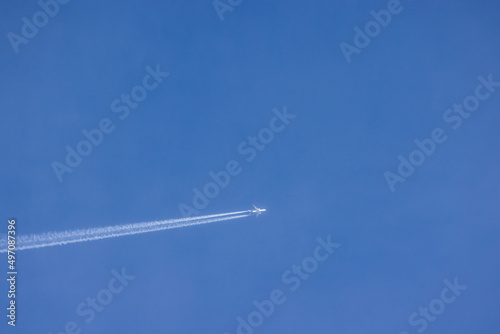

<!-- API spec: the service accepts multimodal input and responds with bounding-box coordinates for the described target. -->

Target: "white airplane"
[250,205,267,216]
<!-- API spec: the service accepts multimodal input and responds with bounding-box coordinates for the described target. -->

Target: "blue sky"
[1,0,499,333]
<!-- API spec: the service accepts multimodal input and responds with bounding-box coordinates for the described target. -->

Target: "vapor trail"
[0,211,250,253]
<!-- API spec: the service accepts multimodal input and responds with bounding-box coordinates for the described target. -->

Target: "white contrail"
[0,211,250,253]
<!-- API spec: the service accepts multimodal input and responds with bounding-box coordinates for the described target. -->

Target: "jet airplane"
[250,205,267,216]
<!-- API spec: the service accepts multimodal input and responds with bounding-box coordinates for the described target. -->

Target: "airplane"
[250,205,267,216]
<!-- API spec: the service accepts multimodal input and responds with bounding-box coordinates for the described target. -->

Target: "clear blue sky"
[1,0,499,333]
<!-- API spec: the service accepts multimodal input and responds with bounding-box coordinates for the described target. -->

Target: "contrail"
[0,211,250,253]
